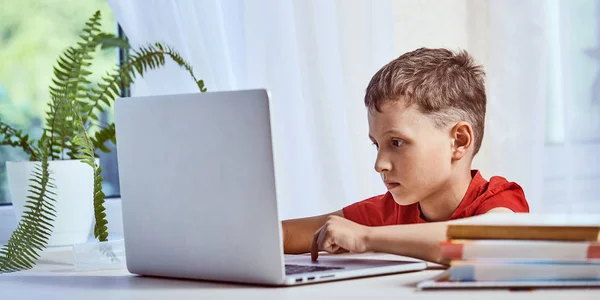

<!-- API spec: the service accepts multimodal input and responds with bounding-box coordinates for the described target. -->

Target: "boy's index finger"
[311,229,320,261]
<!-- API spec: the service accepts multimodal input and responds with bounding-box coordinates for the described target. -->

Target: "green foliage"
[95,33,131,50]
[0,9,205,272]
[92,165,107,241]
[82,42,207,127]
[47,10,102,159]
[71,96,108,242]
[0,138,56,273]
[44,84,78,160]
[90,123,116,153]
[0,0,116,128]
[0,120,37,161]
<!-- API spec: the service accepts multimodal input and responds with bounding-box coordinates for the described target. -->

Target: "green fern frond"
[46,10,103,159]
[50,11,101,98]
[90,123,116,154]
[46,85,110,243]
[70,105,109,242]
[0,120,38,161]
[71,133,107,241]
[152,43,207,92]
[0,138,56,273]
[44,90,78,160]
[81,42,206,125]
[95,33,130,50]
[93,165,107,240]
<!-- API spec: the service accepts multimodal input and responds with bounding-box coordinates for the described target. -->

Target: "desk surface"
[1,248,599,300]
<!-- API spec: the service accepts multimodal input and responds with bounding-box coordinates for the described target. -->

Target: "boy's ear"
[450,121,473,160]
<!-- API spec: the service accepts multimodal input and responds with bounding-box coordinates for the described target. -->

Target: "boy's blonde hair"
[365,48,486,155]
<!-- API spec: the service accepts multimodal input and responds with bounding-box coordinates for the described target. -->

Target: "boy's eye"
[392,139,404,147]
[371,141,379,149]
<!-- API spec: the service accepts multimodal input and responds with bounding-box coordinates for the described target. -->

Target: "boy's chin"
[389,192,419,206]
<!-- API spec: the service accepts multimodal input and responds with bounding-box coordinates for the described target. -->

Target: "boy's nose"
[374,153,392,173]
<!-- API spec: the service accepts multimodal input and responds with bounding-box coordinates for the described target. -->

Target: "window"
[546,0,600,144]
[0,0,121,204]
[543,0,600,213]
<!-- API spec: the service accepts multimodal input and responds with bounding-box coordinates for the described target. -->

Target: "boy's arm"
[365,221,448,263]
[311,207,513,263]
[282,210,344,254]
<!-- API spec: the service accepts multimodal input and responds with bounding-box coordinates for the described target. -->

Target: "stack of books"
[418,213,600,290]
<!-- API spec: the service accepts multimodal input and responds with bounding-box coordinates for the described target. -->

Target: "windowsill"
[0,198,124,244]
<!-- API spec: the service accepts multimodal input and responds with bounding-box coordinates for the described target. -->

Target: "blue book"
[434,261,600,282]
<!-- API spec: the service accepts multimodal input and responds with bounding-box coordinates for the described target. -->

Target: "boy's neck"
[418,167,474,222]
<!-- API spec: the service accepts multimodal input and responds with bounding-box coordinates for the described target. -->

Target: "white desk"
[1,248,598,300]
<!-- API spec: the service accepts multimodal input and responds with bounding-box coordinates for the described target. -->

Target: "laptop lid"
[115,89,286,284]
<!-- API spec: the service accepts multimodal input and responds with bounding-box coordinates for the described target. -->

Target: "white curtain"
[483,0,549,213]
[485,0,600,213]
[107,0,393,219]
[393,0,600,213]
[107,0,600,217]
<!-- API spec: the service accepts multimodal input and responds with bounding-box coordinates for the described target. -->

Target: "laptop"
[114,89,427,286]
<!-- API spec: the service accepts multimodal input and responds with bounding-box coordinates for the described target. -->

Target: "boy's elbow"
[486,207,514,213]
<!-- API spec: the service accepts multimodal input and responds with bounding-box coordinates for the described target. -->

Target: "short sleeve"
[342,193,399,226]
[474,180,530,214]
[343,196,381,226]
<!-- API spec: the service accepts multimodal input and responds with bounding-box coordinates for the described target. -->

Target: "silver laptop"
[114,89,427,286]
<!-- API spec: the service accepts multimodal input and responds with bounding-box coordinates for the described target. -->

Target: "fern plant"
[0,138,55,273]
[0,10,205,273]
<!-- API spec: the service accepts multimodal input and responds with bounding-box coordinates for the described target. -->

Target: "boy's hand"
[310,215,370,261]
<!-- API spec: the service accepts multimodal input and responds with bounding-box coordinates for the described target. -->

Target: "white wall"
[391,0,493,176]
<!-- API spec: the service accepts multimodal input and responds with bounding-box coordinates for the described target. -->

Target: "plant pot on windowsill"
[6,158,99,247]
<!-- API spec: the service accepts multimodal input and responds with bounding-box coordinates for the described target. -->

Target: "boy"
[282,48,529,264]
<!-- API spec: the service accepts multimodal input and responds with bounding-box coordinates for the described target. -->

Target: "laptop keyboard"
[285,264,344,275]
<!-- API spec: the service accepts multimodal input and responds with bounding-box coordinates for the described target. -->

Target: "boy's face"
[368,100,454,206]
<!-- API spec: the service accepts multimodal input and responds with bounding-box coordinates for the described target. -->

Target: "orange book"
[446,213,600,241]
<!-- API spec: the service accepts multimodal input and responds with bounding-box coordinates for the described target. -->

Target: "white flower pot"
[6,159,97,247]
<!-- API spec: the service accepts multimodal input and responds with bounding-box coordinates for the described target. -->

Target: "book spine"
[440,240,600,261]
[588,243,600,259]
[440,240,465,260]
[446,225,600,241]
[448,262,600,281]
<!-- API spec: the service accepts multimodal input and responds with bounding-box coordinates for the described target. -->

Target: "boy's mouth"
[385,182,400,190]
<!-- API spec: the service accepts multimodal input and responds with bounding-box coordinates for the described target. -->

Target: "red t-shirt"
[342,170,529,226]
